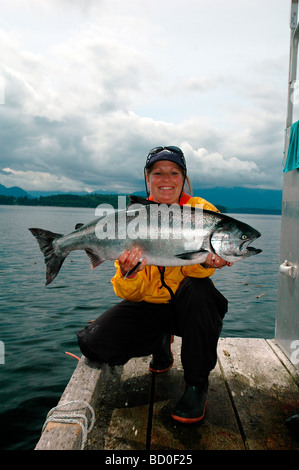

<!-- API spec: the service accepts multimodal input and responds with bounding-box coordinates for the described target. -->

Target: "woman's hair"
[184,174,193,195]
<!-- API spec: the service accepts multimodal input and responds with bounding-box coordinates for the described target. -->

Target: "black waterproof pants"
[77,277,227,386]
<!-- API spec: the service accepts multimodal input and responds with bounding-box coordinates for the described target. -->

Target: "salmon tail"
[29,228,65,285]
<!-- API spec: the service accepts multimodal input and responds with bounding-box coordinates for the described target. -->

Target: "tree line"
[0,193,230,213]
[0,193,129,208]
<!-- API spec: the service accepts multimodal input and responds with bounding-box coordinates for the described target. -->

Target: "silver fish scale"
[55,205,217,266]
[30,201,261,285]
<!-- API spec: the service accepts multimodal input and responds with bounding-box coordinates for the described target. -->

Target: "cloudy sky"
[0,0,292,194]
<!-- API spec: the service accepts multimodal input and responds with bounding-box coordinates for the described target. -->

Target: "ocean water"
[0,205,281,450]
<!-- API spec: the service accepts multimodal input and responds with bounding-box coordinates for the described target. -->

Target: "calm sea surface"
[0,205,281,450]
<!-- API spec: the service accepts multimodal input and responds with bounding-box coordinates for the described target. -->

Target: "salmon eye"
[241,234,248,240]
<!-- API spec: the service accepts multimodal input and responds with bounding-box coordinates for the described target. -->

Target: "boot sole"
[149,359,174,374]
[171,400,207,424]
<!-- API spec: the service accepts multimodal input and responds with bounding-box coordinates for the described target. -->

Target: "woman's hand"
[203,253,233,269]
[119,248,147,277]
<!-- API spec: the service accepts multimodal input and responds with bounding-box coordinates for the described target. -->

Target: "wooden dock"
[35,337,299,451]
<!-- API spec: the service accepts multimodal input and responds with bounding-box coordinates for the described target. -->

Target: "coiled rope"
[42,400,95,450]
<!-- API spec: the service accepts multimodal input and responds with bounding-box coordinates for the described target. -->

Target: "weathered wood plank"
[217,338,299,450]
[35,338,299,450]
[85,356,152,450]
[267,339,299,385]
[35,422,83,450]
[35,356,107,450]
[150,337,245,450]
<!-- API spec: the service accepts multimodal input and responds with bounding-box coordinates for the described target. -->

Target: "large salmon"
[29,196,261,285]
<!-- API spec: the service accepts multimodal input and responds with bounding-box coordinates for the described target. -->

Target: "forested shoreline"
[0,193,129,208]
[0,193,282,214]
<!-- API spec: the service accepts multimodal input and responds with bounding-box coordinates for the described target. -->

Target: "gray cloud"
[0,0,290,194]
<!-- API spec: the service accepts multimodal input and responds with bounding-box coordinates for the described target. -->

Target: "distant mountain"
[28,189,127,197]
[133,186,283,213]
[29,190,89,197]
[193,187,283,211]
[91,189,120,195]
[1,183,283,213]
[0,183,32,198]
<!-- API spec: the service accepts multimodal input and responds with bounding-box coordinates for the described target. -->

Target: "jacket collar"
[147,192,191,206]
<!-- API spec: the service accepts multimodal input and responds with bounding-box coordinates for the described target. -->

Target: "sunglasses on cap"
[145,146,187,171]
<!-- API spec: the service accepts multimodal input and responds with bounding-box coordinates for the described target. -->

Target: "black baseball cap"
[145,146,187,172]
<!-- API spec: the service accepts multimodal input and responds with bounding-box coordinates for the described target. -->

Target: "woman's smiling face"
[146,160,184,204]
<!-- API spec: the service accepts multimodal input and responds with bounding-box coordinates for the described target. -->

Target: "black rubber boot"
[149,333,174,373]
[171,380,208,423]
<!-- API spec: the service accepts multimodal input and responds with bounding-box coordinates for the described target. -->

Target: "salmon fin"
[85,249,104,269]
[29,228,65,286]
[175,249,209,260]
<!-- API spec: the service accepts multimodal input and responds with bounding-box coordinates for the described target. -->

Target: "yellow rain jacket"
[111,194,218,304]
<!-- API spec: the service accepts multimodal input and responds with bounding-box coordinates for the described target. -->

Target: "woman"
[77,146,232,424]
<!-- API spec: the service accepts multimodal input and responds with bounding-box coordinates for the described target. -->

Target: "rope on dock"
[42,400,95,450]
